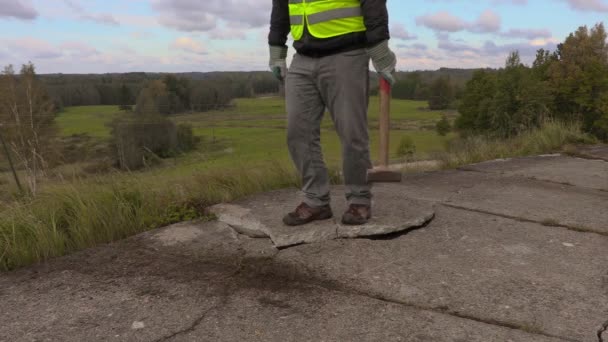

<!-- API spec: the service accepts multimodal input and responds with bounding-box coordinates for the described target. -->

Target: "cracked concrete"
[208,186,436,248]
[599,320,608,342]
[1,149,607,342]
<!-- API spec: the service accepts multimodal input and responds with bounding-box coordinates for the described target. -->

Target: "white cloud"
[416,10,502,33]
[0,0,37,20]
[391,23,417,40]
[151,0,270,32]
[562,0,608,12]
[171,37,207,55]
[64,0,119,26]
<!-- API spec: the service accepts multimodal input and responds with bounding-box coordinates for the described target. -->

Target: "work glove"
[366,40,397,86]
[269,45,288,81]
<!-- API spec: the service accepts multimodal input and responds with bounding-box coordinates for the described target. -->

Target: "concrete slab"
[276,206,608,342]
[171,286,565,342]
[0,220,245,342]
[398,169,608,234]
[0,219,564,342]
[578,144,608,161]
[209,186,435,248]
[463,155,608,191]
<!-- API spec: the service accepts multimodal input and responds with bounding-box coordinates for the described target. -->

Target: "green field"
[54,98,454,171]
[56,105,122,138]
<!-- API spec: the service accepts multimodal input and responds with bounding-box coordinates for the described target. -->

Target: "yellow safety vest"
[289,0,366,40]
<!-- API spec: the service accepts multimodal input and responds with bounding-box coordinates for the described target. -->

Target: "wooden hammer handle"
[379,77,391,168]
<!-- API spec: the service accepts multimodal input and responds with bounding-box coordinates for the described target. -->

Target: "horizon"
[1,1,607,74]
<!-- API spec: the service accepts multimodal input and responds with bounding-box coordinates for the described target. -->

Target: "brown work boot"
[283,202,333,226]
[341,204,372,225]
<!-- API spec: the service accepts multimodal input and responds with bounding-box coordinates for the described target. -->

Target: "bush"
[436,115,451,136]
[396,135,416,159]
[176,123,200,152]
[109,115,178,170]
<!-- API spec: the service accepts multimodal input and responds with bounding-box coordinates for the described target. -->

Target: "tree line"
[42,71,281,109]
[457,23,608,140]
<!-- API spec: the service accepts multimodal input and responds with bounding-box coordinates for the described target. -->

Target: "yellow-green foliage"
[441,120,596,168]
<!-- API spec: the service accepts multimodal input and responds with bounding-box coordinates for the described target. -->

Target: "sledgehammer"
[367,77,402,183]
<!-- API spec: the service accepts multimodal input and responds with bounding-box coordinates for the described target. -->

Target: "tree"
[0,63,56,194]
[119,84,133,111]
[456,70,497,133]
[457,52,551,137]
[135,80,169,116]
[546,23,608,139]
[428,76,454,110]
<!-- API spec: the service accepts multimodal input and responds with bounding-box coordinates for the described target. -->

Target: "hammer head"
[367,167,403,183]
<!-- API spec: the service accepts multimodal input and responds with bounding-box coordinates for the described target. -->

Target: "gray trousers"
[285,49,372,207]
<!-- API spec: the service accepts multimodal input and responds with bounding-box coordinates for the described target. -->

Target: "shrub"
[176,123,200,152]
[109,115,178,170]
[436,115,451,136]
[396,135,416,159]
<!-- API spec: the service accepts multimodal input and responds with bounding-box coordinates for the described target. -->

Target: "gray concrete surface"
[462,155,608,191]
[1,151,607,342]
[577,145,608,161]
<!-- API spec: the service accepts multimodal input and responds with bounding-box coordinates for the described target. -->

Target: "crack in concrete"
[598,320,608,342]
[565,152,608,163]
[441,203,608,237]
[299,277,578,342]
[459,166,608,192]
[152,304,221,342]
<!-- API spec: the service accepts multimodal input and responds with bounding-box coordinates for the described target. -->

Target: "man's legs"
[285,53,331,208]
[317,49,372,206]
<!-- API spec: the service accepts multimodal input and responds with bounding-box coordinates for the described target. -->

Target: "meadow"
[55,97,455,170]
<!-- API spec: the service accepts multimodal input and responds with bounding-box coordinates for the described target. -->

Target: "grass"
[439,120,597,169]
[0,162,300,271]
[56,105,122,138]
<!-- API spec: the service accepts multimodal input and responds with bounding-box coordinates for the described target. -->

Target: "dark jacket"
[268,0,390,57]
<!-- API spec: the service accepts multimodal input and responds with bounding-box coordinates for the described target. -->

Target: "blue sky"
[0,0,607,73]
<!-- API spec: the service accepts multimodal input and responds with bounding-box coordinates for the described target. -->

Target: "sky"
[0,0,607,74]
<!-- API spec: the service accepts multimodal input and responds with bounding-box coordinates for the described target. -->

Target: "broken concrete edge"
[336,210,436,239]
[598,320,608,342]
[207,203,437,249]
[441,203,608,238]
[458,153,564,170]
[207,204,271,239]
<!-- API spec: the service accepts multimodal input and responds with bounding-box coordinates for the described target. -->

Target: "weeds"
[0,162,300,271]
[439,120,596,169]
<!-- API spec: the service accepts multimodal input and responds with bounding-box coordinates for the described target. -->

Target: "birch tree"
[0,63,56,195]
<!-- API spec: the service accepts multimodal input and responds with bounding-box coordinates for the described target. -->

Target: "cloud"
[208,28,247,40]
[64,0,119,26]
[562,0,608,12]
[151,0,270,32]
[391,23,417,40]
[0,0,38,20]
[5,38,62,59]
[60,41,100,58]
[416,10,501,33]
[416,11,468,32]
[171,37,207,55]
[500,28,553,39]
[471,10,501,33]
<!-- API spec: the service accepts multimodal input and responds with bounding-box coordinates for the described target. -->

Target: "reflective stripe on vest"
[288,0,366,41]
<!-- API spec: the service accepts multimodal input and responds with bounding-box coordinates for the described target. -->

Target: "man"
[268,0,396,226]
